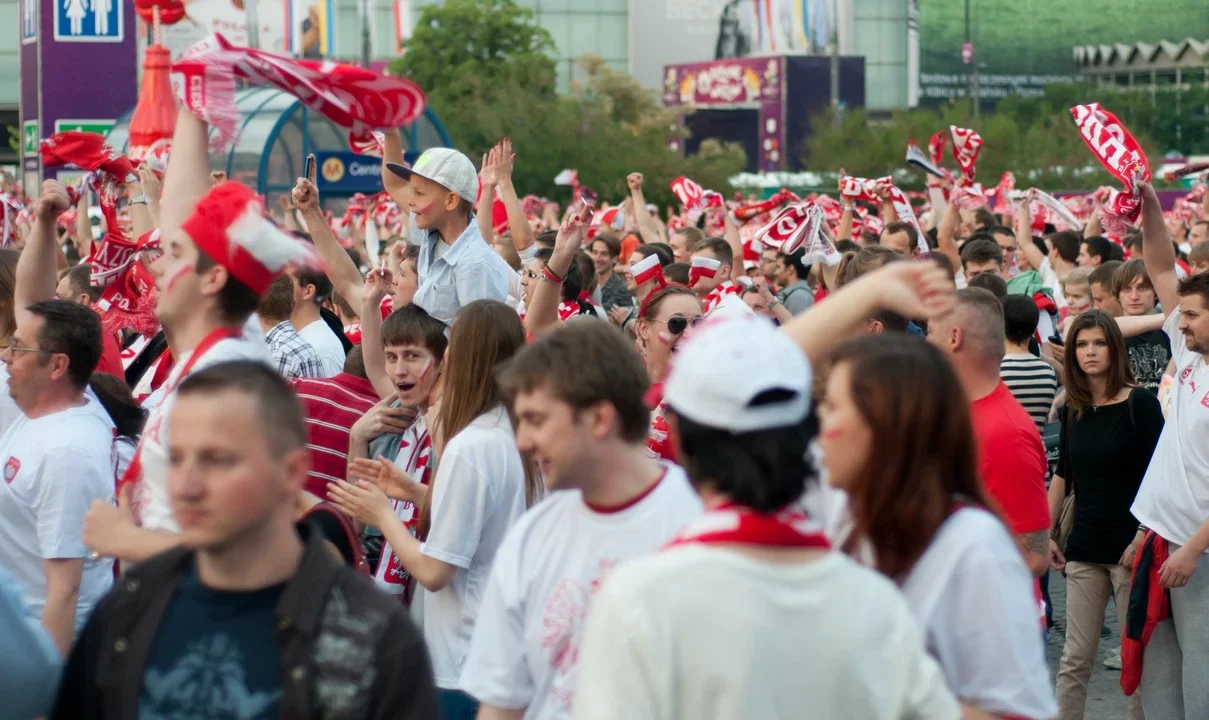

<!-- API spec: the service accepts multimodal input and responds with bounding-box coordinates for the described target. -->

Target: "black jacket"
[52,526,438,720]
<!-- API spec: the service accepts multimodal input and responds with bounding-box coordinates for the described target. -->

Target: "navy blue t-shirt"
[139,561,285,719]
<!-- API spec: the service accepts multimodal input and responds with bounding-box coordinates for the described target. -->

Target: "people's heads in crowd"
[663,262,690,286]
[1063,310,1134,415]
[929,252,957,285]
[689,237,734,296]
[974,208,997,232]
[624,243,673,294]
[1047,230,1082,267]
[3,300,103,414]
[1002,294,1040,347]
[669,226,704,264]
[636,284,703,380]
[664,316,817,512]
[1175,273,1209,355]
[55,264,102,306]
[258,276,296,327]
[1061,267,1093,315]
[330,290,358,324]
[966,271,1007,300]
[500,320,650,490]
[342,344,368,380]
[1112,259,1158,317]
[879,221,919,257]
[926,287,1006,375]
[988,226,1019,272]
[1088,260,1124,317]
[1189,241,1209,275]
[741,286,771,317]
[588,234,621,278]
[1078,236,1115,268]
[821,334,990,577]
[393,244,421,309]
[1190,219,1209,248]
[959,235,1005,282]
[759,247,780,282]
[838,247,906,333]
[774,248,809,288]
[389,148,477,231]
[169,361,310,552]
[380,304,448,408]
[289,266,333,312]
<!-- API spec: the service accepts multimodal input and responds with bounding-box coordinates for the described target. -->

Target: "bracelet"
[541,265,564,284]
[768,297,781,308]
[128,194,148,206]
[841,202,854,211]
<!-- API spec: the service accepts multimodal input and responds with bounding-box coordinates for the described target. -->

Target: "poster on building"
[149,0,289,59]
[916,0,1209,106]
[287,0,335,58]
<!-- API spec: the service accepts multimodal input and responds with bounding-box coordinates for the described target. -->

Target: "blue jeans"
[438,689,479,720]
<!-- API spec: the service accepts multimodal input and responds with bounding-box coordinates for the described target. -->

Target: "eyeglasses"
[653,315,703,336]
[2,344,51,357]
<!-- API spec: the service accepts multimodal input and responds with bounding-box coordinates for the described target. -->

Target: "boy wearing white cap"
[82,109,318,564]
[385,141,511,324]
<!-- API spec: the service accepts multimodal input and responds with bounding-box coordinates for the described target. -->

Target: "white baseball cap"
[664,312,812,433]
[387,148,478,205]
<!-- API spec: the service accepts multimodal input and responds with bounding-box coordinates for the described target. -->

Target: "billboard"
[916,0,1209,105]
[150,0,290,58]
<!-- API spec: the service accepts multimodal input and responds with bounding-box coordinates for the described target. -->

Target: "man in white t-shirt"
[81,109,313,565]
[0,299,115,654]
[1129,181,1209,720]
[288,266,347,376]
[458,320,702,720]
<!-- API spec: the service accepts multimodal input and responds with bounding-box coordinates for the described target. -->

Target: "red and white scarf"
[0,194,24,248]
[171,34,426,155]
[671,176,723,223]
[92,229,162,338]
[730,189,795,224]
[1029,188,1084,232]
[703,281,741,314]
[839,177,928,256]
[1070,102,1151,235]
[41,131,138,230]
[949,126,983,184]
[753,201,841,266]
[665,502,830,551]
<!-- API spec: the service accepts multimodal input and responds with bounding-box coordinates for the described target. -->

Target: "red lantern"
[134,0,186,27]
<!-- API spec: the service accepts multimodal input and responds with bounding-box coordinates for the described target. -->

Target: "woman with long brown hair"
[819,334,1056,719]
[1050,311,1161,720]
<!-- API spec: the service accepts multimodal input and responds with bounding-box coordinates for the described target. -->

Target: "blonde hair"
[1189,242,1209,267]
[1061,267,1091,294]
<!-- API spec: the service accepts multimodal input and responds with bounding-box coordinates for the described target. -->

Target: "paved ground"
[1046,571,1135,718]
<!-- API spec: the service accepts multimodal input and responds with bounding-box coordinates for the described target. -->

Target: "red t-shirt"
[290,373,380,499]
[96,331,125,377]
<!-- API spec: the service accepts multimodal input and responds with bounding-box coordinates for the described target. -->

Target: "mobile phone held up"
[304,155,315,181]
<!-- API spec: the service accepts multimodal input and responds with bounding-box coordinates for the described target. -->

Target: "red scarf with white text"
[1070,102,1151,235]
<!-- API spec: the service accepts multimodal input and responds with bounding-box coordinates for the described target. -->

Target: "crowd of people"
[0,90,1207,720]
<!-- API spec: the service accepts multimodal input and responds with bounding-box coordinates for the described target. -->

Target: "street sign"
[21,121,39,155]
[54,0,123,43]
[54,119,115,136]
[22,0,37,43]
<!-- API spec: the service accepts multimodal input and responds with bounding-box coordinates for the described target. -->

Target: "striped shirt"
[290,373,379,499]
[1000,354,1058,435]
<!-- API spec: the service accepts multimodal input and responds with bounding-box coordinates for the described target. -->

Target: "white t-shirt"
[420,405,529,689]
[133,317,271,532]
[1132,308,1209,548]
[899,507,1057,719]
[1038,257,1068,309]
[0,398,116,629]
[572,547,960,720]
[0,363,24,439]
[460,464,703,718]
[297,318,346,377]
[373,416,433,599]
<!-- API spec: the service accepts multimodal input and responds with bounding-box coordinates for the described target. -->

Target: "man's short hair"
[177,361,305,457]
[294,267,333,306]
[1088,260,1123,291]
[60,264,101,303]
[1177,271,1209,307]
[1112,258,1153,298]
[498,319,650,443]
[258,276,296,324]
[967,272,1008,299]
[953,288,1006,363]
[842,245,901,285]
[591,233,621,258]
[195,251,261,325]
[930,252,956,279]
[692,236,734,267]
[779,248,808,281]
[664,262,690,285]
[988,225,1015,241]
[960,236,1004,269]
[26,299,103,388]
[881,221,919,249]
[674,226,705,250]
[1002,294,1040,344]
[974,208,997,230]
[1048,231,1082,264]
[1189,242,1209,266]
[1083,236,1115,265]
[381,304,449,361]
[342,345,367,379]
[331,290,357,319]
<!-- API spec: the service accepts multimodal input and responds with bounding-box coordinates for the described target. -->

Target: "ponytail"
[89,372,146,439]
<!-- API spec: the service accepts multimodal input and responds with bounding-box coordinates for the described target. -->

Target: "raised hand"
[138,164,161,200]
[363,263,394,308]
[292,155,321,215]
[554,204,589,254]
[35,180,71,221]
[627,173,644,192]
[347,457,425,504]
[873,261,957,322]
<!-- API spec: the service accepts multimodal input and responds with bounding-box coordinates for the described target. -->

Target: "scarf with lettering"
[839,176,928,255]
[754,201,841,266]
[1070,102,1151,235]
[171,34,426,156]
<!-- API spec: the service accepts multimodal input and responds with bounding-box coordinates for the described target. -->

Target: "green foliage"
[388,1,744,207]
[805,83,1209,191]
[7,126,17,155]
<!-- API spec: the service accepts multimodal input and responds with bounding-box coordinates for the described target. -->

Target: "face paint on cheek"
[657,331,673,345]
[821,428,843,442]
[415,356,434,385]
[164,263,194,293]
[414,201,436,216]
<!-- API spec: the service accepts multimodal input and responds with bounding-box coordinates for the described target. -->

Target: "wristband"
[541,265,565,284]
[129,194,148,206]
[841,202,854,211]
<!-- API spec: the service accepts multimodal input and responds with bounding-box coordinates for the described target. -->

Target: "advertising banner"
[151,0,290,59]
[663,57,783,107]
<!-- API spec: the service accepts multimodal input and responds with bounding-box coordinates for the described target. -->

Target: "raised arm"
[492,139,534,253]
[359,267,396,400]
[159,108,211,239]
[1016,195,1046,274]
[781,261,956,367]
[627,174,662,246]
[18,181,72,329]
[936,198,962,271]
[525,210,586,336]
[1138,181,1181,316]
[292,158,366,310]
[73,188,93,260]
[874,181,899,223]
[382,130,411,212]
[477,150,496,246]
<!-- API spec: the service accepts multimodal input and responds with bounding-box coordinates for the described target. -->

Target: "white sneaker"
[1104,647,1122,670]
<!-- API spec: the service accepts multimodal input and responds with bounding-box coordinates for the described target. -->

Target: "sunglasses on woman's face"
[658,315,703,336]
